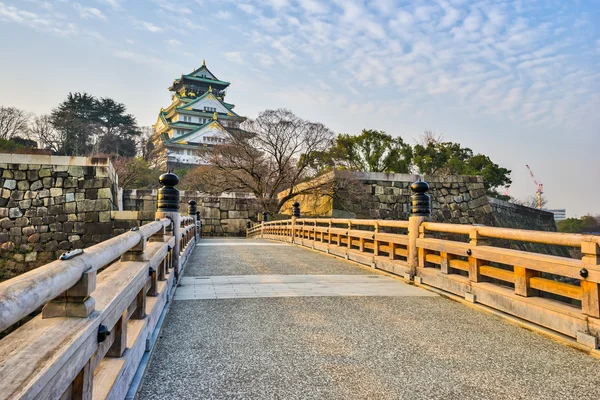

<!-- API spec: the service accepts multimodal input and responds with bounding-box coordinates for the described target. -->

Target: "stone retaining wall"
[0,154,119,281]
[122,189,258,236]
[279,171,494,225]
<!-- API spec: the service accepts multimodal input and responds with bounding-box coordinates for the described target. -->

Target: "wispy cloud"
[215,10,231,20]
[140,20,163,33]
[74,3,106,21]
[0,2,77,36]
[224,52,244,64]
[166,39,182,46]
[229,0,599,129]
[113,50,162,64]
[97,0,121,10]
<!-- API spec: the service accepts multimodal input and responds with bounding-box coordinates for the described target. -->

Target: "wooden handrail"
[0,218,170,333]
[249,216,600,344]
[422,222,600,247]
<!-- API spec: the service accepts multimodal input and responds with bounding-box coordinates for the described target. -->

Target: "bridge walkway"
[137,238,600,400]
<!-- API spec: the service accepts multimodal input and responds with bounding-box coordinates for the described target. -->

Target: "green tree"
[317,129,412,173]
[0,138,25,152]
[50,92,96,155]
[413,136,511,193]
[557,216,600,233]
[50,93,140,156]
[95,98,140,156]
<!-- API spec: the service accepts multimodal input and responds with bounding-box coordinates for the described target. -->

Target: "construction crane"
[525,164,543,209]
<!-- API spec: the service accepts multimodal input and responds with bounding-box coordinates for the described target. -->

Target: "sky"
[0,0,598,217]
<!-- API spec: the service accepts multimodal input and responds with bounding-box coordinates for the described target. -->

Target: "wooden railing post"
[71,360,93,400]
[468,229,489,283]
[347,222,352,249]
[581,240,600,318]
[373,222,380,256]
[155,172,181,282]
[408,180,430,277]
[514,266,539,297]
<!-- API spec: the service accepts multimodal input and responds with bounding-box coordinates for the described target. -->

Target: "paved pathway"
[138,238,600,400]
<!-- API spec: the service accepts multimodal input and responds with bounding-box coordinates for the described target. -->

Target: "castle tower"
[151,60,245,167]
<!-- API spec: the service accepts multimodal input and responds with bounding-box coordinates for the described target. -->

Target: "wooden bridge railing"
[0,172,199,400]
[248,184,600,349]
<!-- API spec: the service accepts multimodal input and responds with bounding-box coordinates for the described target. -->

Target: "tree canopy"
[413,138,511,193]
[49,92,141,156]
[317,129,412,173]
[557,215,600,233]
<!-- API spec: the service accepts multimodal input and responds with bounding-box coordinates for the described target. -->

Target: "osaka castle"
[151,60,245,167]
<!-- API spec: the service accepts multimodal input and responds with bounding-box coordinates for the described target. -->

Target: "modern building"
[151,60,245,167]
[545,209,567,221]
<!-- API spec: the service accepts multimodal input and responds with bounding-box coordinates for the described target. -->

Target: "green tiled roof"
[165,119,217,144]
[181,75,230,87]
[175,91,239,116]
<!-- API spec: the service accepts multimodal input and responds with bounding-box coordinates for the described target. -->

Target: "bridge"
[1,176,600,399]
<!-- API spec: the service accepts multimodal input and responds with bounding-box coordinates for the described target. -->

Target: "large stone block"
[3,179,16,189]
[42,177,53,188]
[97,188,112,199]
[63,177,78,188]
[9,207,22,218]
[68,166,85,178]
[38,168,51,178]
[200,207,220,219]
[219,198,237,211]
[220,218,250,234]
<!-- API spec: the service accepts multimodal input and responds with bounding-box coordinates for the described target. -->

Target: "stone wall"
[279,171,494,224]
[0,154,119,281]
[278,170,564,255]
[122,189,258,236]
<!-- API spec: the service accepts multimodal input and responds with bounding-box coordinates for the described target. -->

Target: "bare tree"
[0,106,30,139]
[29,114,63,152]
[196,109,334,213]
[511,195,548,209]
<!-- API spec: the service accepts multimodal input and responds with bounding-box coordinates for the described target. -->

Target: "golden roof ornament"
[202,59,206,66]
[209,85,212,93]
[212,112,217,120]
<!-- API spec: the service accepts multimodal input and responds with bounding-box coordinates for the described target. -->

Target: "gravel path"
[186,238,376,276]
[137,239,600,400]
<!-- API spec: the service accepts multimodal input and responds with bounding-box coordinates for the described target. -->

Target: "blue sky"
[0,0,598,216]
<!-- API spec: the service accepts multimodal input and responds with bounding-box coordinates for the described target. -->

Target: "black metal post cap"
[292,201,301,218]
[411,179,429,193]
[157,171,180,211]
[159,171,179,187]
[410,179,431,216]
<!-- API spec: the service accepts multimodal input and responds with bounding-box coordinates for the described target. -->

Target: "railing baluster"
[514,266,539,297]
[467,229,488,283]
[581,240,600,318]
